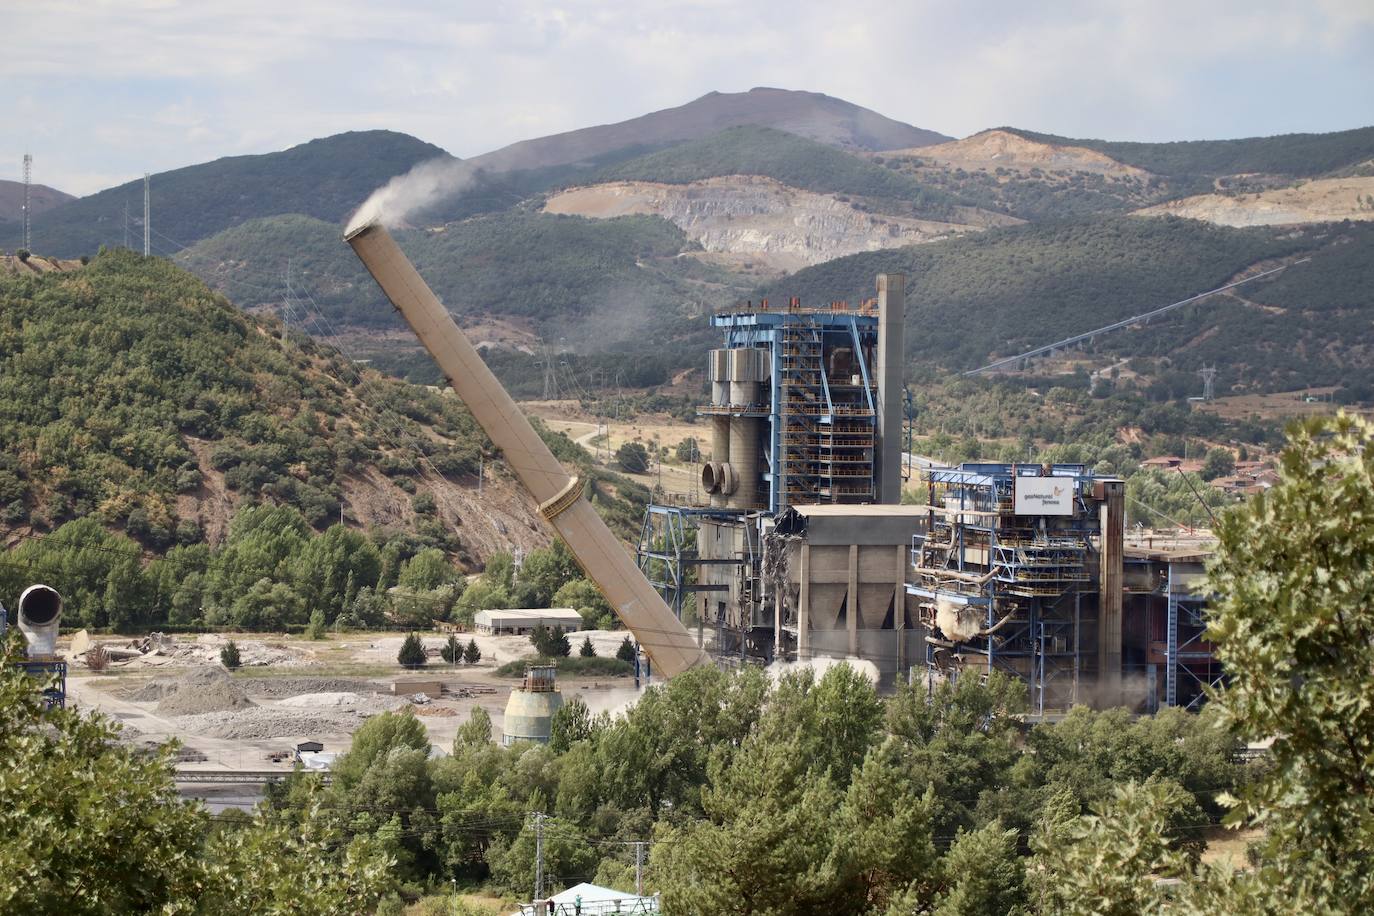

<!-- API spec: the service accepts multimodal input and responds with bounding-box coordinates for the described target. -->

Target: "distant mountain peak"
[470,87,951,173]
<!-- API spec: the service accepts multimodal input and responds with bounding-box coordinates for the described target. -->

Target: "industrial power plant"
[335,221,1221,716]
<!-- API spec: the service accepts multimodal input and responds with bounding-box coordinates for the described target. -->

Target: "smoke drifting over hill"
[347,156,476,234]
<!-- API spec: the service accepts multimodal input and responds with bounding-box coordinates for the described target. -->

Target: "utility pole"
[123,200,130,249]
[634,841,645,895]
[142,173,150,257]
[531,812,547,911]
[21,153,32,252]
[477,452,483,496]
[1199,365,1217,401]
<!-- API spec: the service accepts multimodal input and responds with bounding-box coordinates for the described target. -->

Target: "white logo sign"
[1014,477,1074,516]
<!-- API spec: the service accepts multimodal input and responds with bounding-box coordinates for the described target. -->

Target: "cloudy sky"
[6,0,1373,195]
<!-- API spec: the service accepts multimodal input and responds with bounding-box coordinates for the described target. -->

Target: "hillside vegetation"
[0,251,662,630]
[0,249,492,545]
[178,209,739,350]
[1007,125,1374,179]
[0,131,447,258]
[763,216,1374,392]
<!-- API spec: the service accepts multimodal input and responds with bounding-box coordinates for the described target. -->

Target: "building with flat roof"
[474,607,583,635]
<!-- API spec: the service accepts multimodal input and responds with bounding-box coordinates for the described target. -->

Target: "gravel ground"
[277,692,406,714]
[239,677,387,700]
[172,708,365,740]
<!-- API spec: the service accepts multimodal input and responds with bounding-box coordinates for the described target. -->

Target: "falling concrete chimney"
[875,274,905,504]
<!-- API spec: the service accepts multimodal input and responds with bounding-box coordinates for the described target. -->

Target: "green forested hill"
[0,251,659,631]
[0,131,448,258]
[176,209,741,350]
[0,249,487,546]
[1006,125,1374,179]
[595,125,964,218]
[762,217,1374,391]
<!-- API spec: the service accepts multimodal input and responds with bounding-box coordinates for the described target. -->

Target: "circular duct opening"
[18,584,62,626]
[701,462,719,494]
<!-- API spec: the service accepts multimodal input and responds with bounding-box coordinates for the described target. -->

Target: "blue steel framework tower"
[699,299,882,514]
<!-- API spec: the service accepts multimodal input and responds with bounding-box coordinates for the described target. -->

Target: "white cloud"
[4,0,1371,194]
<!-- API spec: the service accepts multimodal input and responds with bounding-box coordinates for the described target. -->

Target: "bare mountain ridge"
[0,180,74,226]
[468,87,952,173]
[1136,176,1374,227]
[896,129,1154,178]
[544,175,1003,271]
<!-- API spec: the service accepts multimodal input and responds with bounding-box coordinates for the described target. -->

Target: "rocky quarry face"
[545,175,976,269]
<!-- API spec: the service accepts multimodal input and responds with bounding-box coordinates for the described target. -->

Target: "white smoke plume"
[346,156,478,235]
[935,598,983,642]
[766,655,881,687]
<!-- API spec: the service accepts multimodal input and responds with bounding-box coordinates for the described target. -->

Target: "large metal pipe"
[345,223,709,677]
[875,274,905,504]
[17,584,62,658]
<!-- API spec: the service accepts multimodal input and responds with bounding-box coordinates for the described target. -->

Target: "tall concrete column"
[1098,480,1125,706]
[798,544,811,660]
[875,274,906,504]
[847,544,860,656]
[895,543,907,673]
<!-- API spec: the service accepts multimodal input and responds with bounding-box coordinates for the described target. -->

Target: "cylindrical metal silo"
[729,417,761,509]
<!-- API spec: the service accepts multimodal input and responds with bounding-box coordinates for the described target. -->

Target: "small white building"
[474,607,584,636]
[514,882,659,915]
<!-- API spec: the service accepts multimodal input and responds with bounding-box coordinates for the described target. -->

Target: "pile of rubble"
[69,631,314,669]
[171,708,360,741]
[132,668,255,717]
[277,692,405,715]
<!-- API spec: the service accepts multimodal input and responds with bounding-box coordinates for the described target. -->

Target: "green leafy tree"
[0,634,395,914]
[1200,447,1235,481]
[440,634,462,664]
[454,707,492,748]
[1030,780,1189,915]
[549,697,595,754]
[463,638,481,665]
[529,624,553,656]
[397,632,427,669]
[616,441,650,473]
[1201,413,1374,909]
[549,627,572,658]
[486,815,597,897]
[305,608,327,640]
[0,635,206,913]
[511,542,580,608]
[579,636,596,658]
[616,636,637,663]
[220,640,242,669]
[397,547,456,592]
[931,822,1025,915]
[553,578,613,629]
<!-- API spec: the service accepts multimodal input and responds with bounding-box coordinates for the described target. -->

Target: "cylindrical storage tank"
[709,349,731,406]
[502,666,564,745]
[17,584,62,659]
[729,417,761,509]
[728,348,766,408]
[711,415,730,465]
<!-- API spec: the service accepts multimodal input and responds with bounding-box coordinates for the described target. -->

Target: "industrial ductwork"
[17,584,62,658]
[875,274,905,504]
[344,223,709,678]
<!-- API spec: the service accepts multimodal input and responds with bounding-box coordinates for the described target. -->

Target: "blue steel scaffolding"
[701,301,880,513]
[636,505,741,621]
[907,464,1101,715]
